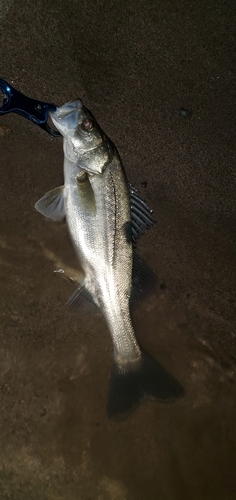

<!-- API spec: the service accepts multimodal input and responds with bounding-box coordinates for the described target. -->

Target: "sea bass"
[35,99,183,417]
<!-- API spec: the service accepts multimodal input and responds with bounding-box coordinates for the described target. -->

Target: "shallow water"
[0,0,236,498]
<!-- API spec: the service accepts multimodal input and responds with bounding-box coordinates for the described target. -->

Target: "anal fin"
[67,281,96,312]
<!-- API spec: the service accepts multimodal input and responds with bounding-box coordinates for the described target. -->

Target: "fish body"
[68,158,140,360]
[35,100,183,417]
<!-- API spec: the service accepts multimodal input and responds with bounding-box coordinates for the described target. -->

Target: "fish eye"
[82,118,93,131]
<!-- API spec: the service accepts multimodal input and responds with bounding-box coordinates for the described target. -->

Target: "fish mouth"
[56,99,82,119]
[50,99,83,135]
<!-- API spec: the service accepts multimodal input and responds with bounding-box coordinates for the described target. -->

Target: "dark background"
[0,1,236,498]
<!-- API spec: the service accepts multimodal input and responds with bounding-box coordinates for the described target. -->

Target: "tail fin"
[107,352,184,419]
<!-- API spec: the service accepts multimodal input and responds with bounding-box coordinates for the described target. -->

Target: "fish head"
[50,100,113,174]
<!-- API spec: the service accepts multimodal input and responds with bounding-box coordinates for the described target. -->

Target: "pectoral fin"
[35,186,65,221]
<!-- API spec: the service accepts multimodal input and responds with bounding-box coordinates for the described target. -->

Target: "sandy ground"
[0,0,236,498]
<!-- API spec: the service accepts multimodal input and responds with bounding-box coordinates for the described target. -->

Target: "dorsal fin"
[131,251,157,303]
[129,184,156,244]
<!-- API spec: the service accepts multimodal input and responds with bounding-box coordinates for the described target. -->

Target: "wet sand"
[0,0,236,498]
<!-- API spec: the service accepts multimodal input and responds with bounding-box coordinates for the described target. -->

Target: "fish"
[35,99,183,418]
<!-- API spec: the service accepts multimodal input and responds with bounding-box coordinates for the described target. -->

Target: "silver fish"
[35,99,183,417]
